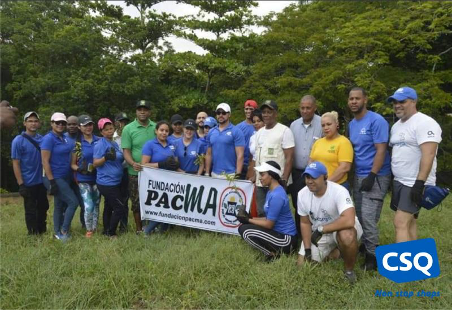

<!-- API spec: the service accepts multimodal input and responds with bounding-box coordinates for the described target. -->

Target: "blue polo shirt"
[93,138,124,186]
[198,136,209,154]
[236,121,255,166]
[142,138,176,163]
[41,131,74,178]
[64,132,77,144]
[207,123,245,174]
[264,185,297,236]
[11,132,44,186]
[167,135,182,145]
[173,138,206,173]
[74,135,100,182]
[348,111,391,177]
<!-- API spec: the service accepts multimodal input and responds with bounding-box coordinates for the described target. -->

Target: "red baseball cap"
[98,118,113,130]
[244,99,258,109]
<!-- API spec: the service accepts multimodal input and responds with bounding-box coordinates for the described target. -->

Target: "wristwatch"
[318,225,324,233]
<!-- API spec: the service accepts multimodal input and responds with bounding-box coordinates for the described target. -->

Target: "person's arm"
[123,148,142,172]
[322,208,355,233]
[197,160,205,175]
[247,159,256,182]
[248,217,275,229]
[282,147,294,182]
[235,146,244,175]
[141,154,158,168]
[417,142,438,181]
[204,147,212,175]
[71,152,79,172]
[12,159,24,185]
[93,157,106,168]
[328,162,352,183]
[370,143,387,174]
[297,215,313,265]
[41,150,54,180]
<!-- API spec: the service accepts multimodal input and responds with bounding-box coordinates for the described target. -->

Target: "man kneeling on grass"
[296,161,362,284]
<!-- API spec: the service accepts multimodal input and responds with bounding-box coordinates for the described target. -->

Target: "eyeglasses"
[184,146,187,157]
[53,121,67,126]
[216,111,228,115]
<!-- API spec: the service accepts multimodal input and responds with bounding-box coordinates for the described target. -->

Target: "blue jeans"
[44,176,79,234]
[144,221,169,234]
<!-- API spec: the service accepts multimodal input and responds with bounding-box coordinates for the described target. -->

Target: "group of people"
[11,86,442,283]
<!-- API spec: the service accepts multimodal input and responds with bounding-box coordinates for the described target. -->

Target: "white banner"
[139,167,254,235]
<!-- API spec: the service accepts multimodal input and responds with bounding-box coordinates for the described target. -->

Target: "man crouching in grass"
[296,162,362,284]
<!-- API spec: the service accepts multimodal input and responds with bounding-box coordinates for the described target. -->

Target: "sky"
[112,1,296,54]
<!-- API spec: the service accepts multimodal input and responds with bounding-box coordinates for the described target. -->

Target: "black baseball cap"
[171,114,183,124]
[184,119,197,130]
[115,112,129,122]
[260,99,278,111]
[78,115,94,126]
[136,100,151,109]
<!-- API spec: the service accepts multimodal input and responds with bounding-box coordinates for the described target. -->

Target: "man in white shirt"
[387,87,442,243]
[297,161,363,284]
[248,100,294,216]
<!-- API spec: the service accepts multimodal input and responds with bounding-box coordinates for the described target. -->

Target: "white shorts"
[298,219,363,262]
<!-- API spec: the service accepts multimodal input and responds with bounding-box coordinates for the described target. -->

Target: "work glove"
[158,160,168,170]
[236,206,252,224]
[311,229,323,247]
[359,172,377,192]
[49,179,59,196]
[77,160,89,175]
[166,156,180,171]
[19,184,31,198]
[104,147,116,161]
[411,180,425,206]
[304,249,312,262]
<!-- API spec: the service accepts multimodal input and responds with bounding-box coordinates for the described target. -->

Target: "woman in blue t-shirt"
[93,118,126,238]
[41,112,79,241]
[70,115,100,238]
[141,121,179,235]
[173,119,205,175]
[237,161,298,261]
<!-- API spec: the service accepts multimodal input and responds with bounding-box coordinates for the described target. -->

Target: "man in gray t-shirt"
[289,95,322,238]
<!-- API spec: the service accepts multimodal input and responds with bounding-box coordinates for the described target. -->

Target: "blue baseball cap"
[302,161,328,179]
[204,116,217,128]
[386,87,418,103]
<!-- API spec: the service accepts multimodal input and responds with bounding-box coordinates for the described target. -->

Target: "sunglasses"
[203,125,211,129]
[53,121,67,126]
[184,146,187,157]
[216,111,228,115]
[394,99,408,104]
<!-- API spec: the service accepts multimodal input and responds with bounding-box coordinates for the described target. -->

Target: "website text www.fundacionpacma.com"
[144,210,216,226]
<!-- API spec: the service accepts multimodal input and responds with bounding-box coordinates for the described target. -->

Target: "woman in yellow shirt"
[309,111,353,189]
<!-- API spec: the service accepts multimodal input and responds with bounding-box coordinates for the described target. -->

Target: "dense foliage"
[1,0,451,190]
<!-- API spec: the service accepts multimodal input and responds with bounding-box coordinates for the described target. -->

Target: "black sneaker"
[362,252,378,271]
[344,270,357,284]
[358,243,366,256]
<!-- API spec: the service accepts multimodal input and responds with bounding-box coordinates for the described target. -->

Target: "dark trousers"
[288,168,306,238]
[238,224,298,258]
[70,178,85,228]
[98,184,127,236]
[119,168,129,231]
[22,183,49,235]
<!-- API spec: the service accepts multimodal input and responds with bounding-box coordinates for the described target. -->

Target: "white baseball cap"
[51,112,67,122]
[254,161,282,177]
[216,103,231,113]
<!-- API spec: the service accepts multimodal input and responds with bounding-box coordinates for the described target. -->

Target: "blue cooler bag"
[421,186,450,210]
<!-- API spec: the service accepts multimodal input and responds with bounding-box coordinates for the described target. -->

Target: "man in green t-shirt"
[121,100,156,233]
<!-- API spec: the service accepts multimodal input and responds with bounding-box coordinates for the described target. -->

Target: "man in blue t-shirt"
[205,103,245,178]
[12,111,49,235]
[348,87,391,271]
[236,99,257,179]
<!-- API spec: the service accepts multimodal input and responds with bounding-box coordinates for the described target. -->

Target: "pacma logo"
[218,187,246,228]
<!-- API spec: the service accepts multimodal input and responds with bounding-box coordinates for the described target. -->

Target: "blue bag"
[421,186,450,210]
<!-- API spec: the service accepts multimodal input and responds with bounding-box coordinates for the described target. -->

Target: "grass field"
[1,195,451,309]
